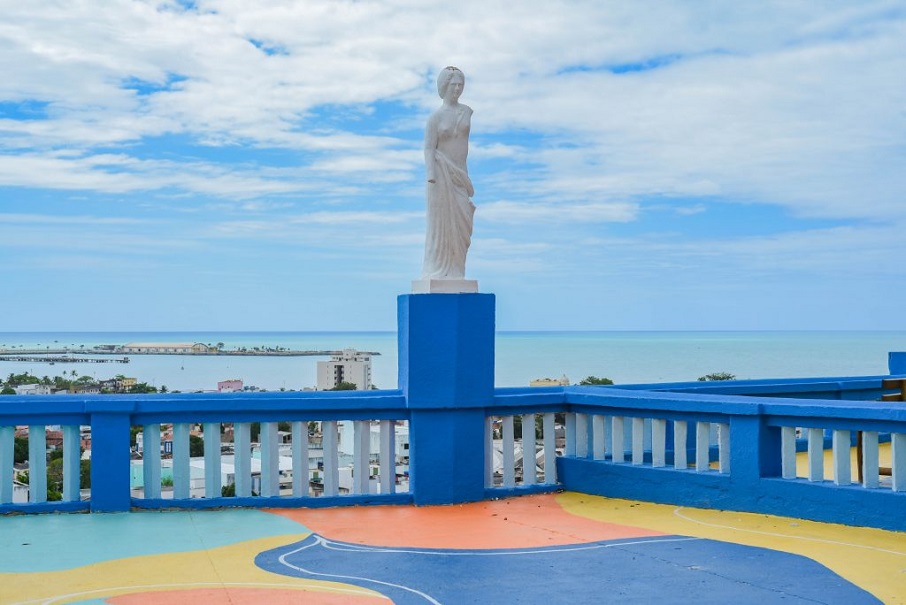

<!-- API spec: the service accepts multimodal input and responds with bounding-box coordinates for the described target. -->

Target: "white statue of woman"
[420,66,475,282]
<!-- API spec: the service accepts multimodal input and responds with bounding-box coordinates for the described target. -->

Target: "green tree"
[698,372,736,382]
[329,381,359,391]
[579,376,614,386]
[189,434,204,457]
[14,437,28,463]
[1,386,15,395]
[129,382,158,394]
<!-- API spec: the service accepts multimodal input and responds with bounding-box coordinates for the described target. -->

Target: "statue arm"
[424,114,438,183]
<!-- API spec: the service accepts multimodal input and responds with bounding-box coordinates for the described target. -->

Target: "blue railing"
[2,294,905,533]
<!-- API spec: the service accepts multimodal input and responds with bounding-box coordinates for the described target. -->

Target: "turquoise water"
[1,331,905,392]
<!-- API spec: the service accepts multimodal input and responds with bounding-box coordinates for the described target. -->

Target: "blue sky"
[1,1,905,331]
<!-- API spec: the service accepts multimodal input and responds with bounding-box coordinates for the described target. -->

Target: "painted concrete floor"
[1,492,904,604]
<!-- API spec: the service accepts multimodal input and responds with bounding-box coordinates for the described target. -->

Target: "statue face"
[444,72,464,102]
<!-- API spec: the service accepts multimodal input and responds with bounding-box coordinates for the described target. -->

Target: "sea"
[1,331,905,393]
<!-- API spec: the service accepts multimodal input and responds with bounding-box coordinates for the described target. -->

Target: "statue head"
[436,66,465,99]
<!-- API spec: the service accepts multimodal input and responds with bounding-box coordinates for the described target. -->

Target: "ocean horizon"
[2,330,905,393]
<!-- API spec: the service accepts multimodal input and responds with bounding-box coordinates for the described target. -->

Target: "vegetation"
[128,382,158,393]
[329,381,359,391]
[0,371,166,395]
[579,376,614,385]
[697,372,736,382]
[14,437,28,463]
[13,440,91,501]
[189,434,204,457]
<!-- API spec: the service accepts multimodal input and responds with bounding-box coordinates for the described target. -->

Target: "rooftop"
[2,492,902,604]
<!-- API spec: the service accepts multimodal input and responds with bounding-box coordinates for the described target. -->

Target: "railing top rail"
[612,374,905,395]
[559,385,906,425]
[0,388,409,423]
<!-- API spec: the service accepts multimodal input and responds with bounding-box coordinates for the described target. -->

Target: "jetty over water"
[0,355,129,364]
[0,347,380,357]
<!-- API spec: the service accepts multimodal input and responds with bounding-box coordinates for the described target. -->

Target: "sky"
[1,1,905,332]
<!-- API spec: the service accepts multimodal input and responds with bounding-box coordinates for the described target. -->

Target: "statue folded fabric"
[421,66,474,280]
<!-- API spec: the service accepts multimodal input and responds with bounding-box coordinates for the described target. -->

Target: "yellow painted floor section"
[0,534,389,605]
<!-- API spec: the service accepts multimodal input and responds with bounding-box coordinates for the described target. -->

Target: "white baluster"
[592,415,606,461]
[28,426,47,503]
[892,433,906,492]
[62,425,81,502]
[832,430,851,486]
[379,420,395,495]
[673,421,688,469]
[611,416,625,463]
[353,420,370,495]
[781,426,797,479]
[322,420,339,497]
[260,422,279,497]
[807,428,824,482]
[575,413,588,458]
[632,417,644,465]
[143,424,161,499]
[235,423,251,497]
[522,414,536,486]
[292,421,309,497]
[502,415,515,488]
[203,422,221,498]
[717,423,730,474]
[485,416,494,488]
[543,413,557,484]
[564,413,576,457]
[861,431,879,489]
[695,422,710,472]
[651,419,666,468]
[172,423,190,499]
[0,426,13,503]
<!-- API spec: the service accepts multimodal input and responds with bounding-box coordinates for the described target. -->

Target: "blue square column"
[398,293,495,504]
[87,401,134,512]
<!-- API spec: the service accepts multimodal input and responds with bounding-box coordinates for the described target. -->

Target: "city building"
[217,379,243,393]
[530,375,570,387]
[120,342,212,354]
[13,384,52,395]
[98,377,137,393]
[316,349,372,390]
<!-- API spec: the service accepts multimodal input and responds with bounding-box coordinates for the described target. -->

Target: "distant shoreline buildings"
[317,349,373,391]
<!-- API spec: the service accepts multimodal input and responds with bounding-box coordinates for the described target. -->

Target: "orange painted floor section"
[268,493,664,549]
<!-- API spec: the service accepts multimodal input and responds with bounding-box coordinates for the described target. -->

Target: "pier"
[0,348,379,358]
[0,355,129,364]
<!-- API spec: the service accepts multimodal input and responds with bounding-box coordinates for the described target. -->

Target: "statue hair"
[436,66,464,98]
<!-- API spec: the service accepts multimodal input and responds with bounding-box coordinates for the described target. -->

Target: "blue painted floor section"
[258,533,879,604]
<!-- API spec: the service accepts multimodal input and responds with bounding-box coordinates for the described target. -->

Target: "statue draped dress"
[422,107,475,280]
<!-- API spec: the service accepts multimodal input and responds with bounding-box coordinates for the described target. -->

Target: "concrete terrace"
[2,492,904,604]
[3,295,906,603]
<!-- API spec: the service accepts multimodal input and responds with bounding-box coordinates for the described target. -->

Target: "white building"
[120,342,211,354]
[14,384,52,395]
[317,349,372,390]
[529,375,570,387]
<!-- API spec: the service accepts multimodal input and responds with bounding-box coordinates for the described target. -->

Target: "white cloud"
[2,1,905,329]
[480,200,638,224]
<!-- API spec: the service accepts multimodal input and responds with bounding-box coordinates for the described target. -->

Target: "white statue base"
[412,279,479,294]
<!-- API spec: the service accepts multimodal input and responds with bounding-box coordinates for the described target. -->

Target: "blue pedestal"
[398,293,495,408]
[398,293,495,504]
